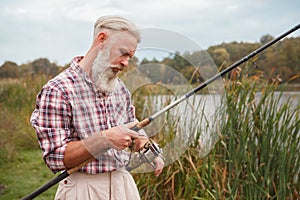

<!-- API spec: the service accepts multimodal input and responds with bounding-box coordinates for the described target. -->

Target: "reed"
[0,73,299,199]
[133,71,300,199]
[214,75,300,199]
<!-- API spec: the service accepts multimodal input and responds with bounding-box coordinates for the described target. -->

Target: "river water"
[134,91,300,171]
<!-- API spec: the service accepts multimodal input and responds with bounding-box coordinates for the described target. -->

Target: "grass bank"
[0,150,57,199]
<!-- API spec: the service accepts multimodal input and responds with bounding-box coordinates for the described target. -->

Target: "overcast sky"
[0,0,299,66]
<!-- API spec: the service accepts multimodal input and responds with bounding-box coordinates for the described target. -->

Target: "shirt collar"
[71,56,95,86]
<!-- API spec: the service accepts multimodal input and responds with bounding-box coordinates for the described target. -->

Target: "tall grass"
[0,76,49,161]
[0,73,299,199]
[214,80,300,199]
[133,73,300,199]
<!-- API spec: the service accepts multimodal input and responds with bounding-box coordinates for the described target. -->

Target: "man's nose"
[120,57,130,67]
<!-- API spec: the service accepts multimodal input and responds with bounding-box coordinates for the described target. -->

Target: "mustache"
[109,64,123,69]
[107,64,124,73]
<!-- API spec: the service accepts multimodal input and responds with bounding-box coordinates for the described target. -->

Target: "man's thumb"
[125,121,138,130]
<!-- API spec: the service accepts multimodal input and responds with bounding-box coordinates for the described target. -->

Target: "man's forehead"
[118,37,138,53]
[106,31,138,56]
[109,30,138,42]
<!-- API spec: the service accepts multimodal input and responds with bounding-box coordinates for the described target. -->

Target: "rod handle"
[130,117,152,132]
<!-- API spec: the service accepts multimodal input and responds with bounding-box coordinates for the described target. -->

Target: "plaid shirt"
[31,56,142,174]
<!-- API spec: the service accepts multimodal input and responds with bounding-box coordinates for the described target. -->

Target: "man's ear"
[95,32,108,46]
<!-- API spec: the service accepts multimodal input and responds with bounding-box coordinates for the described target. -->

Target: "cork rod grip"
[131,117,152,132]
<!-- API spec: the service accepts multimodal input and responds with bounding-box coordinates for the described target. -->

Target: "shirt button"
[64,180,68,184]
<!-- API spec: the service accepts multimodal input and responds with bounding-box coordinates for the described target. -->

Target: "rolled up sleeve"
[30,86,71,173]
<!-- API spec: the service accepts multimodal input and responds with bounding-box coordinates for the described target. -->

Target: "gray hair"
[94,15,141,43]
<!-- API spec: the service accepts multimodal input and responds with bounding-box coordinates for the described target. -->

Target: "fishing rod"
[132,24,300,132]
[22,23,300,200]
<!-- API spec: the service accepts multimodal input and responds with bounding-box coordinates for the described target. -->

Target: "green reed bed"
[215,80,300,199]
[133,79,300,199]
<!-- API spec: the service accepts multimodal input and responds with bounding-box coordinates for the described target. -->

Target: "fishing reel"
[126,138,164,171]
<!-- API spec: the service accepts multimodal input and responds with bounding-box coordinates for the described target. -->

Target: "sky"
[0,0,299,66]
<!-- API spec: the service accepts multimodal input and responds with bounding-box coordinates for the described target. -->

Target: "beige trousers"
[54,168,140,200]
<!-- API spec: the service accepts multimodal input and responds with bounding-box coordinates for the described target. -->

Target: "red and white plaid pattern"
[31,56,141,174]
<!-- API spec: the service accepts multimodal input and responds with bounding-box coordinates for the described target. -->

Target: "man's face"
[91,31,138,93]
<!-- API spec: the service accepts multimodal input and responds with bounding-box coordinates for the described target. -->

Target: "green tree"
[0,61,19,78]
[260,34,274,44]
[210,47,230,67]
[31,58,59,75]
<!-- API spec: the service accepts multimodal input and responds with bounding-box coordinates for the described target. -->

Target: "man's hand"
[104,122,139,150]
[132,136,149,151]
[153,156,164,177]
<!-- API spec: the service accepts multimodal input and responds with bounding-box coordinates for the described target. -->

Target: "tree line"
[1,35,299,84]
[140,35,300,84]
[0,58,67,79]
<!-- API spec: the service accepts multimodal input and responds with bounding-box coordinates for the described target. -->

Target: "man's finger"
[124,121,138,129]
[154,157,164,176]
[127,130,139,139]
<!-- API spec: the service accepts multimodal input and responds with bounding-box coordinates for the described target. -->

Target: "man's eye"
[121,52,129,57]
[120,49,134,58]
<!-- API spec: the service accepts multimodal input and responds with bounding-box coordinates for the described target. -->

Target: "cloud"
[0,0,299,65]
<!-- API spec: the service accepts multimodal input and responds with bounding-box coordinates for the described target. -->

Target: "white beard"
[91,50,119,93]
